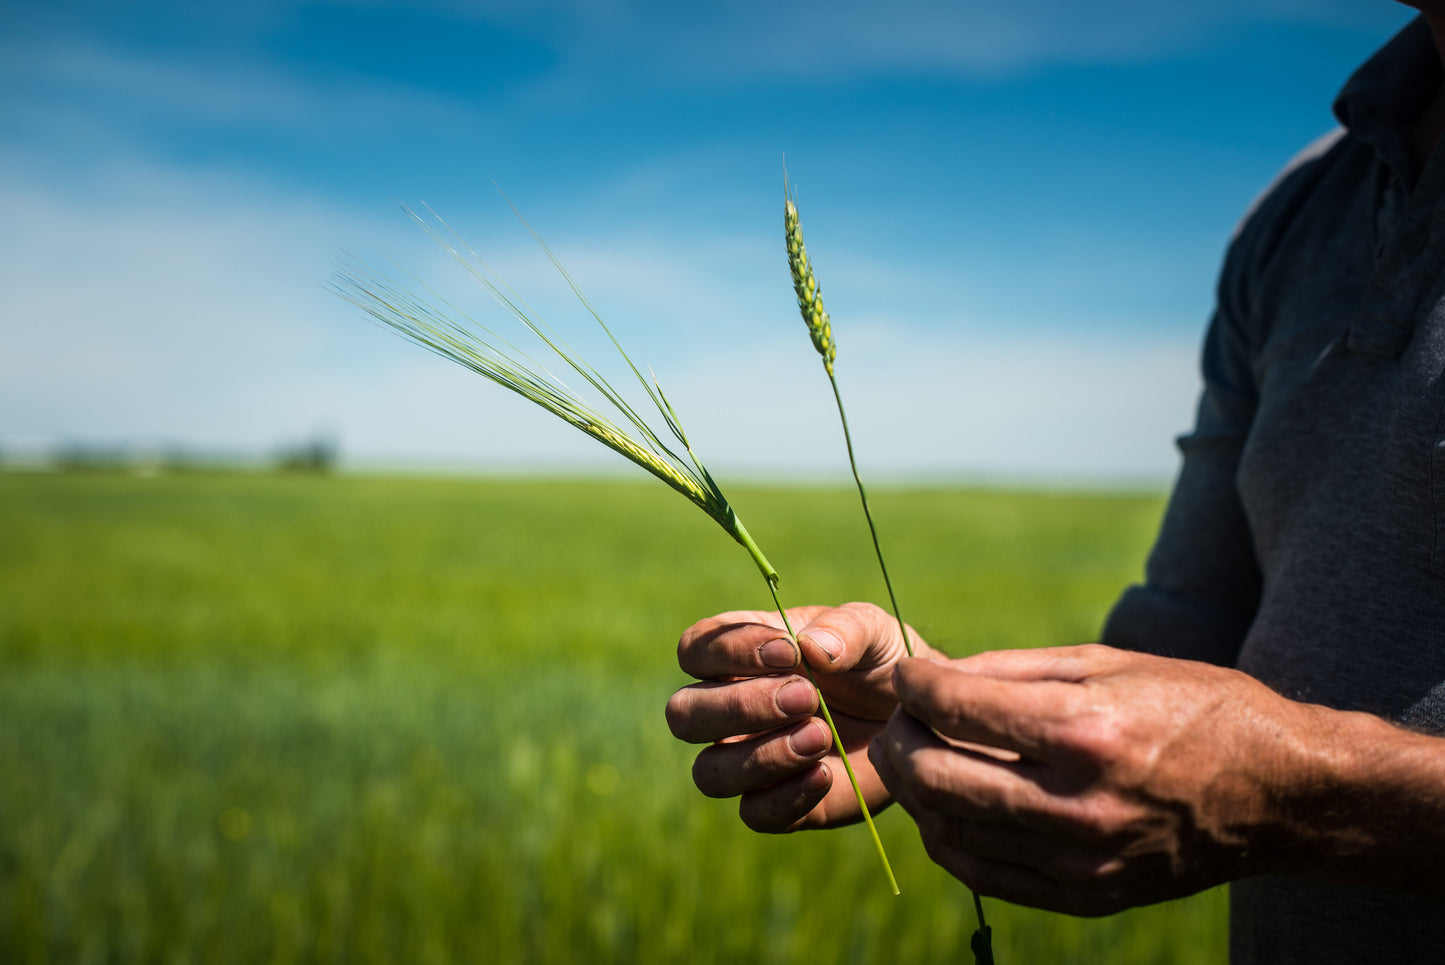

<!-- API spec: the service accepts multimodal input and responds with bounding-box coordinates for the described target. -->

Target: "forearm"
[1264,704,1445,898]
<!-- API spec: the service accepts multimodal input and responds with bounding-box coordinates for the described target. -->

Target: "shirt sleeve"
[1100,217,1265,666]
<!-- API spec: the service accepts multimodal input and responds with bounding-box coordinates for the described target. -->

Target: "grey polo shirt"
[1101,17,1445,963]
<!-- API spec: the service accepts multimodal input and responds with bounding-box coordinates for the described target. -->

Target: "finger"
[944,643,1136,682]
[738,763,833,833]
[870,729,1115,914]
[677,608,835,680]
[738,751,891,833]
[915,811,1120,886]
[870,711,1054,825]
[916,809,1136,916]
[894,657,1079,758]
[691,718,833,798]
[915,828,1077,914]
[665,675,818,744]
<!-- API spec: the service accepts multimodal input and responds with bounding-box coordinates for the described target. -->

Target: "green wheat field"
[0,472,1227,964]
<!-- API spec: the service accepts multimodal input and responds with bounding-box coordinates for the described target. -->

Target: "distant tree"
[276,434,338,474]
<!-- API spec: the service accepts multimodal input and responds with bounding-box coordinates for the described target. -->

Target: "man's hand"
[869,644,1336,916]
[665,602,938,832]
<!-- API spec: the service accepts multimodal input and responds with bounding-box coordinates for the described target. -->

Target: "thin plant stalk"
[784,180,995,954]
[763,576,900,896]
[827,368,911,657]
[335,199,898,893]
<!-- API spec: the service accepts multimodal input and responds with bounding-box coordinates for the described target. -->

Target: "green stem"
[827,371,994,958]
[734,524,897,893]
[827,374,911,657]
[730,516,778,587]
[765,578,900,897]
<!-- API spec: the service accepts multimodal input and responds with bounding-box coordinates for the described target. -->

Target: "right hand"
[664,602,934,832]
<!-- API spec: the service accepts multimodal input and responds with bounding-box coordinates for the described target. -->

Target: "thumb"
[795,602,914,678]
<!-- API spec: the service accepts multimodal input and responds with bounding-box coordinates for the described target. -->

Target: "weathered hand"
[869,644,1326,916]
[665,602,936,832]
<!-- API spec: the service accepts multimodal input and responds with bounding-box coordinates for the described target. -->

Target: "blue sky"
[0,1,1417,481]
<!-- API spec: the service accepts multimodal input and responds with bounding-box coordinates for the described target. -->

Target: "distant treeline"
[0,435,339,475]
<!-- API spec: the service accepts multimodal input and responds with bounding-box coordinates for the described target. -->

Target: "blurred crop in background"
[0,471,1228,964]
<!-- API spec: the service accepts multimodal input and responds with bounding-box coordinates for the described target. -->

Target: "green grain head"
[583,418,713,515]
[784,198,837,377]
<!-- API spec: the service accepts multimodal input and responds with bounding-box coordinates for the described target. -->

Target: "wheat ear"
[784,180,996,952]
[783,186,911,658]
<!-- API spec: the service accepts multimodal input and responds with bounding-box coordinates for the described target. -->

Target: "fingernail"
[802,763,830,793]
[775,679,817,716]
[788,720,828,757]
[798,629,840,663]
[758,637,799,669]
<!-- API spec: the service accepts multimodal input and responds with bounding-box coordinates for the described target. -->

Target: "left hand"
[666,603,932,832]
[868,644,1323,916]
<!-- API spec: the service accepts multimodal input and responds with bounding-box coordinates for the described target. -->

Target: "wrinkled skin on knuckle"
[1054,700,1130,766]
[1072,642,1118,664]
[676,618,724,661]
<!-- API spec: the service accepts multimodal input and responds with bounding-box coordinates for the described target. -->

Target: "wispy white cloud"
[0,38,478,138]
[0,147,1200,481]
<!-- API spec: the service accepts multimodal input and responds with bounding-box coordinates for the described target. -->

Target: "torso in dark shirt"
[1101,17,1445,963]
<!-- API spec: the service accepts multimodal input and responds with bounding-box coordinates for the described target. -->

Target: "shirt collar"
[1333,16,1441,187]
